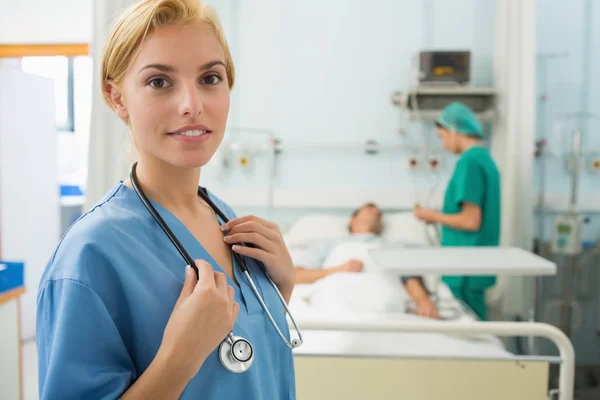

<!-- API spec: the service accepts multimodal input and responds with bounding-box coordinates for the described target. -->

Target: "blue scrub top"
[36,182,296,399]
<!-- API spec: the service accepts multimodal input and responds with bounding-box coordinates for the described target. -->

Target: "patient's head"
[349,203,383,235]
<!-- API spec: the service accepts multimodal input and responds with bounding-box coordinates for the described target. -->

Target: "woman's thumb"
[177,266,197,304]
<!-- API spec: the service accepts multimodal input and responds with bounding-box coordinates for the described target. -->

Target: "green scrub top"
[440,146,501,320]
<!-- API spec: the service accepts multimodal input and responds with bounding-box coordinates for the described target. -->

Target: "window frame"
[0,44,89,133]
[62,57,75,132]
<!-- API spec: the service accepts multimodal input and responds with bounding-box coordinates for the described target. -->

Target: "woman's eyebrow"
[138,60,226,74]
[138,63,176,74]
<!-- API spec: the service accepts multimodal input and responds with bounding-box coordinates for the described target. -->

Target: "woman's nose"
[178,84,203,117]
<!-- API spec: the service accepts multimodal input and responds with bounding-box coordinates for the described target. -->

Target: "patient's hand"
[338,259,364,273]
[416,299,440,319]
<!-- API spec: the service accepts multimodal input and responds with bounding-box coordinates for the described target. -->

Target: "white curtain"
[490,0,537,317]
[85,0,138,211]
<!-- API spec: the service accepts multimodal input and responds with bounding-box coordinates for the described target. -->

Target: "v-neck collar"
[118,182,264,315]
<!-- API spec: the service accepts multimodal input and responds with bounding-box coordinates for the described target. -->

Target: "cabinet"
[0,64,60,400]
[0,283,24,400]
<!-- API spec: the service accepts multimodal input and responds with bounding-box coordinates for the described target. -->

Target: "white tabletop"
[367,246,556,276]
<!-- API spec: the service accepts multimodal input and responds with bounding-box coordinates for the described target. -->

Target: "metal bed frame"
[292,319,574,400]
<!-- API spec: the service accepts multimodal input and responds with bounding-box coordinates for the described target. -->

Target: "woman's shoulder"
[40,183,152,290]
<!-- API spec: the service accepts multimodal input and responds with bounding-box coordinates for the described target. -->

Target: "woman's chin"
[158,152,214,170]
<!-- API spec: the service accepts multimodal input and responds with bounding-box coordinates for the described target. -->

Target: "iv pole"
[529,52,569,355]
[559,125,581,338]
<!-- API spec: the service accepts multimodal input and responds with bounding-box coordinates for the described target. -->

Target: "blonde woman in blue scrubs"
[36,1,297,398]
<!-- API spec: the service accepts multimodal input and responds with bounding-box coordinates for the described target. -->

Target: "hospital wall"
[1,0,597,224]
[0,0,495,226]
[205,0,600,240]
[1,0,600,356]
[202,0,495,228]
[535,0,600,237]
[534,0,600,365]
[0,0,92,44]
[204,0,600,351]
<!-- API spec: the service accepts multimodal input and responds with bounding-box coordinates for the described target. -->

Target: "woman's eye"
[202,75,222,85]
[148,78,169,88]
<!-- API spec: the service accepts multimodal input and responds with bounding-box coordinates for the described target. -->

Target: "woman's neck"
[458,137,481,153]
[127,157,201,213]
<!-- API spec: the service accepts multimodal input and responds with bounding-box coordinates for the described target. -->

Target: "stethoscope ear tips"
[291,339,302,348]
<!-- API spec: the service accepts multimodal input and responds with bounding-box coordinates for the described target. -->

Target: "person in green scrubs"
[413,102,501,320]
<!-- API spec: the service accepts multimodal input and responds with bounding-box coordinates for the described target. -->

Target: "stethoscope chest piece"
[219,335,254,373]
[129,161,303,374]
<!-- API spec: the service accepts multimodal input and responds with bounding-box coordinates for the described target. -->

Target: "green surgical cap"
[436,102,484,137]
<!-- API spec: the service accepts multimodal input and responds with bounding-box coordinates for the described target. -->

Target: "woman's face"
[108,23,230,169]
[436,126,459,154]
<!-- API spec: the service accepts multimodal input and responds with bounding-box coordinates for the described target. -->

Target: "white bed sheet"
[289,280,512,359]
[284,215,511,358]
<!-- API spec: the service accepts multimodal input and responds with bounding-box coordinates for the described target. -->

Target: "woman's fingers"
[195,260,216,289]
[223,220,279,242]
[223,231,277,252]
[176,265,198,308]
[221,215,277,232]
[213,271,227,290]
[231,301,240,323]
[232,244,270,265]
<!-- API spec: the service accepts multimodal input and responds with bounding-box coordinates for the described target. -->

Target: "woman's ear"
[104,80,129,120]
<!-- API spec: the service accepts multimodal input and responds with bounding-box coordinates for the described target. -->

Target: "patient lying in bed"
[294,203,440,319]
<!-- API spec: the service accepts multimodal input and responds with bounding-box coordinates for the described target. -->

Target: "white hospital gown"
[294,233,419,282]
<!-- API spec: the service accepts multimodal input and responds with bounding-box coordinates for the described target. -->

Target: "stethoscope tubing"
[129,162,302,351]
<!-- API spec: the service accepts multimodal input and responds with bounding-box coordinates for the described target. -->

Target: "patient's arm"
[403,277,439,319]
[295,260,364,284]
[295,267,338,284]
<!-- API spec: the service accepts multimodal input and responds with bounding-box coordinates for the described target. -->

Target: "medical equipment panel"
[406,86,495,120]
[392,86,496,122]
[390,49,495,122]
[550,212,582,255]
[418,50,471,85]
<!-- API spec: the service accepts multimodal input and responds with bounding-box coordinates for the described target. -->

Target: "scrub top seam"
[37,277,99,306]
[48,185,123,266]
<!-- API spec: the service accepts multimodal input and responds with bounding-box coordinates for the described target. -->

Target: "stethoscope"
[129,162,303,373]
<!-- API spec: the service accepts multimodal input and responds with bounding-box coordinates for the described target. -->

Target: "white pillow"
[287,245,311,266]
[283,211,432,247]
[283,214,350,247]
[382,212,432,246]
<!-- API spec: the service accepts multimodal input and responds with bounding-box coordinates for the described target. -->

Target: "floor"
[22,340,38,400]
[577,389,600,400]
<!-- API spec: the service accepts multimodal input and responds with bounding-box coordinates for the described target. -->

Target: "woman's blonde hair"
[100,0,235,109]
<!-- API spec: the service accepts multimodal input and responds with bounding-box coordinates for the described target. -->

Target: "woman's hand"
[157,260,239,381]
[221,215,295,301]
[413,206,439,223]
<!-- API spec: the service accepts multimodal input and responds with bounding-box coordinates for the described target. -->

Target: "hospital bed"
[291,319,572,400]
[284,211,505,320]
[284,212,572,399]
